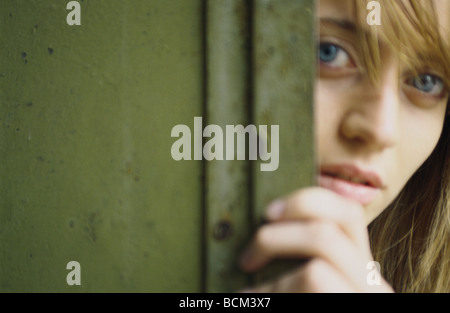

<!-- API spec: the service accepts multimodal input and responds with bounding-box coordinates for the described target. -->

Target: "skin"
[239,0,450,293]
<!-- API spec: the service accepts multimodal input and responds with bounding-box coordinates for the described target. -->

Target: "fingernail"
[266,199,286,220]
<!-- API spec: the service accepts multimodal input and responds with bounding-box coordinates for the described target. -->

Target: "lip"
[319,164,384,205]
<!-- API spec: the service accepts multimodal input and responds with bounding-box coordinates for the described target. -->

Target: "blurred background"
[0,0,314,292]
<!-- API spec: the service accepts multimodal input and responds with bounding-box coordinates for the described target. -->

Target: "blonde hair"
[356,0,450,90]
[353,0,450,292]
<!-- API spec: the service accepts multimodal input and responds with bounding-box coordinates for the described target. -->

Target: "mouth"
[319,164,383,205]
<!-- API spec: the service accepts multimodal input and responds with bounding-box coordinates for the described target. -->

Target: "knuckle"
[289,190,308,212]
[253,225,272,248]
[291,187,321,204]
[311,221,341,247]
[288,188,320,214]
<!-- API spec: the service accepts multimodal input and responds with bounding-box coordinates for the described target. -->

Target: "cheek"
[397,110,445,178]
[315,83,336,145]
[314,81,349,160]
[379,112,445,222]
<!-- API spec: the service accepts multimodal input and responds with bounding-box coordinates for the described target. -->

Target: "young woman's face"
[316,0,450,223]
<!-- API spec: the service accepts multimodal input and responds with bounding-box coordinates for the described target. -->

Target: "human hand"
[239,187,394,293]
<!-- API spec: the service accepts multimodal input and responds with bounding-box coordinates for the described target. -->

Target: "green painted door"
[0,0,314,292]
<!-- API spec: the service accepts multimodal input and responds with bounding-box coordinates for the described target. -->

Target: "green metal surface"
[205,0,315,292]
[252,0,316,284]
[1,0,204,292]
[205,0,252,293]
[0,0,315,292]
[253,0,316,220]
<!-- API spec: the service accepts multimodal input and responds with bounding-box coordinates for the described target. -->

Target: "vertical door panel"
[252,0,316,283]
[205,0,315,291]
[205,0,252,293]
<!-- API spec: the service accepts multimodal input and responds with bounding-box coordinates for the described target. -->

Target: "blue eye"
[409,74,444,96]
[318,43,353,68]
[319,43,338,62]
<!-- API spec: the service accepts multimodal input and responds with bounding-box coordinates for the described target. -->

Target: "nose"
[340,70,400,151]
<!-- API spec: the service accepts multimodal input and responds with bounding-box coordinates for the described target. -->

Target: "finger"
[239,220,370,290]
[265,187,371,255]
[246,259,356,293]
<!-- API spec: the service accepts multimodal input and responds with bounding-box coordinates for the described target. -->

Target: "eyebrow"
[319,17,357,32]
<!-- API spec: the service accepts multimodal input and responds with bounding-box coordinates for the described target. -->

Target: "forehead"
[318,0,450,37]
[434,0,450,37]
[318,0,354,20]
